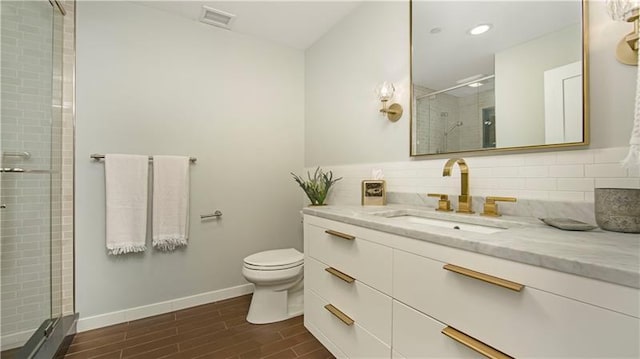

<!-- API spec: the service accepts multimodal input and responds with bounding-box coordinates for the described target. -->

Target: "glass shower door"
[0,0,64,355]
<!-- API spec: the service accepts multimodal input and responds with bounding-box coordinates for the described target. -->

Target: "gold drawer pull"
[443,264,524,292]
[442,326,513,359]
[324,304,354,326]
[324,229,355,240]
[325,267,355,283]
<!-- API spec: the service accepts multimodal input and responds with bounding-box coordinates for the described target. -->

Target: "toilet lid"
[244,248,304,269]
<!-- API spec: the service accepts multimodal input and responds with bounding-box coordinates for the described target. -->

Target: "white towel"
[622,51,640,169]
[152,156,190,251]
[105,154,149,255]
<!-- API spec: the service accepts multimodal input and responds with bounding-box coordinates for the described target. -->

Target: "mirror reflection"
[411,1,586,156]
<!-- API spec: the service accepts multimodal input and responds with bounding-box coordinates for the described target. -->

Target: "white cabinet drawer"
[306,256,392,345]
[305,288,391,359]
[392,300,483,359]
[305,222,392,294]
[393,250,640,358]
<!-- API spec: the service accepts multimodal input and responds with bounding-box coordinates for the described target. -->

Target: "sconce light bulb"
[376,81,403,122]
[377,81,395,101]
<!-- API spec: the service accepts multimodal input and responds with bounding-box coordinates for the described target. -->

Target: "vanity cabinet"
[394,250,638,358]
[392,300,479,359]
[304,220,393,358]
[305,223,392,294]
[304,215,640,359]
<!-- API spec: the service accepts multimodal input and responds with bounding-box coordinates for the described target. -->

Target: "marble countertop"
[302,204,640,289]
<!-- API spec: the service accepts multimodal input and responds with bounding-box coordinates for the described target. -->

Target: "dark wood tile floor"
[0,348,20,359]
[59,294,333,359]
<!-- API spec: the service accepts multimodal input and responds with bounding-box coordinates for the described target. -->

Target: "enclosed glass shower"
[1,0,67,356]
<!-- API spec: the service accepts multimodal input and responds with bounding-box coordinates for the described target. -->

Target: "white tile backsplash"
[595,177,640,189]
[549,164,584,177]
[519,166,549,178]
[593,147,630,164]
[585,163,629,178]
[314,147,640,206]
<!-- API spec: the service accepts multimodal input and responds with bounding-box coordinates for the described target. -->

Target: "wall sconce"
[376,81,403,122]
[607,0,639,65]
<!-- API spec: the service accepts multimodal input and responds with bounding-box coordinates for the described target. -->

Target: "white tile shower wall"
[1,0,54,343]
[458,89,494,152]
[414,85,460,154]
[414,86,494,154]
[312,147,640,206]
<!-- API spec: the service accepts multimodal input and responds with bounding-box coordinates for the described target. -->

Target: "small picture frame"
[361,180,386,206]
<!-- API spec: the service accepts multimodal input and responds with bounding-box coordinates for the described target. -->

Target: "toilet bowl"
[242,248,304,324]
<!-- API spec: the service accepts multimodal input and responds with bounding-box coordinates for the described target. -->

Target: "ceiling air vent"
[199,6,236,30]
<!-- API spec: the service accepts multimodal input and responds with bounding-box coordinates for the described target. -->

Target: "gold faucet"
[442,158,474,214]
[481,196,517,217]
[427,193,453,212]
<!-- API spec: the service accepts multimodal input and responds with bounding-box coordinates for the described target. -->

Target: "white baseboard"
[1,329,35,351]
[77,284,254,333]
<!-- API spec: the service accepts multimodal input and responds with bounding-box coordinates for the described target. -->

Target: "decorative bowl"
[594,188,640,233]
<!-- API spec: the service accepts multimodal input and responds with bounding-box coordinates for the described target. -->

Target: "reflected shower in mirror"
[411,1,588,156]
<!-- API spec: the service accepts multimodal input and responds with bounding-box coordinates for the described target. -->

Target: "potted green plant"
[291,167,342,206]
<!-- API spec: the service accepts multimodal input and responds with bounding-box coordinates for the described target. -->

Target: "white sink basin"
[387,215,505,234]
[372,209,512,234]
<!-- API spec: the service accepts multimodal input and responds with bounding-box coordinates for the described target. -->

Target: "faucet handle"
[427,193,453,212]
[482,196,517,217]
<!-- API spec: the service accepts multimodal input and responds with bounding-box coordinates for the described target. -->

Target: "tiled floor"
[0,348,20,359]
[60,295,333,359]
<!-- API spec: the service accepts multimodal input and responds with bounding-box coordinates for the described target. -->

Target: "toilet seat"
[243,248,303,271]
[244,261,303,271]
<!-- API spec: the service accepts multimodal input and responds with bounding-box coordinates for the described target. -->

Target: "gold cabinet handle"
[324,229,355,241]
[324,304,354,326]
[442,326,513,359]
[443,264,524,292]
[325,267,355,283]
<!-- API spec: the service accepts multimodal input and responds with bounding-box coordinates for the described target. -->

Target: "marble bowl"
[594,188,640,233]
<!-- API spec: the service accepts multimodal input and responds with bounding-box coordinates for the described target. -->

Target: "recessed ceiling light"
[468,24,492,36]
[468,82,483,88]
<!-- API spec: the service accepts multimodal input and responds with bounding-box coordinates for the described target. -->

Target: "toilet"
[242,248,304,324]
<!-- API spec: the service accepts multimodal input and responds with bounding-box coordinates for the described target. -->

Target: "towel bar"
[90,154,197,163]
[201,211,223,219]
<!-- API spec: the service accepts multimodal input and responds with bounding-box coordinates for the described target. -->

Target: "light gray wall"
[305,0,637,167]
[305,1,410,167]
[495,24,581,148]
[76,1,305,318]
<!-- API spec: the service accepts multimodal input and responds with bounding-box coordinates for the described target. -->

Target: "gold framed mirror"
[410,0,589,157]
